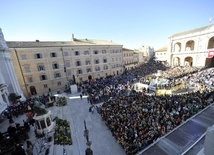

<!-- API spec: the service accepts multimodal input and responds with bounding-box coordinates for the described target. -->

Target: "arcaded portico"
[168,25,214,67]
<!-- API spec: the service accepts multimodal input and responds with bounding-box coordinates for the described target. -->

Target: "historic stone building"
[0,29,25,113]
[154,46,168,65]
[168,24,214,67]
[139,45,154,59]
[122,48,137,70]
[7,35,123,97]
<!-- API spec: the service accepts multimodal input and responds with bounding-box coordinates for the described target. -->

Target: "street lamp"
[60,47,70,93]
[84,120,93,155]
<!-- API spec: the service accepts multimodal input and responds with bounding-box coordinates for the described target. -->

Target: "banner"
[208,50,214,58]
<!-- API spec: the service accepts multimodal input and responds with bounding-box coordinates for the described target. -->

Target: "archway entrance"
[205,50,214,67]
[173,57,180,66]
[184,57,193,66]
[205,57,214,67]
[30,86,37,95]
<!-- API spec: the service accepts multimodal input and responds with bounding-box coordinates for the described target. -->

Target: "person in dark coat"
[7,125,16,137]
[12,144,26,155]
[26,140,33,155]
[80,93,83,100]
[23,120,30,131]
[7,113,14,124]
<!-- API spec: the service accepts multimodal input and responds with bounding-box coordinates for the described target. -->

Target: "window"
[77,69,82,74]
[67,70,71,76]
[24,66,30,73]
[76,60,81,66]
[37,65,45,71]
[95,66,100,71]
[35,53,43,59]
[75,51,80,56]
[44,84,48,88]
[27,77,33,83]
[84,51,90,55]
[46,117,51,127]
[79,77,83,82]
[50,52,57,57]
[102,50,106,54]
[21,54,27,60]
[103,58,107,63]
[94,50,98,54]
[54,73,61,78]
[65,61,70,67]
[52,63,59,69]
[64,52,68,57]
[40,119,46,129]
[112,57,114,62]
[57,81,61,86]
[94,59,99,64]
[86,68,91,73]
[85,60,90,65]
[40,75,47,81]
[103,65,108,70]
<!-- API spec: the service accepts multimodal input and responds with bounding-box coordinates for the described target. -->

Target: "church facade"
[0,28,25,113]
[167,24,214,67]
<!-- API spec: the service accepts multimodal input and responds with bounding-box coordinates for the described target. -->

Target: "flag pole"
[209,15,212,25]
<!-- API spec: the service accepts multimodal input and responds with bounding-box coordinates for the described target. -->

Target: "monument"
[33,101,55,134]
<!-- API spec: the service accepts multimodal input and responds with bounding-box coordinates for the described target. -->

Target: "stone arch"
[207,36,214,49]
[184,56,193,66]
[185,40,195,51]
[174,42,181,52]
[173,57,180,66]
[30,85,37,95]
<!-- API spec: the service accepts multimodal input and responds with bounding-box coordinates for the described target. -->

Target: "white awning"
[155,58,167,61]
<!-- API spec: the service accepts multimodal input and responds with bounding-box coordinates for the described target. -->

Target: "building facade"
[7,35,123,97]
[167,25,214,67]
[0,29,25,113]
[122,48,137,70]
[134,49,148,65]
[154,47,168,65]
[139,45,154,59]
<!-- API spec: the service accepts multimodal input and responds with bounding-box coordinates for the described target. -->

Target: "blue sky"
[0,0,213,50]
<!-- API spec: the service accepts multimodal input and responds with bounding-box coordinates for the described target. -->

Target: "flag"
[209,17,212,24]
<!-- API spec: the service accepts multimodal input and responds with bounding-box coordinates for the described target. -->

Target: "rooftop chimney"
[71,34,74,41]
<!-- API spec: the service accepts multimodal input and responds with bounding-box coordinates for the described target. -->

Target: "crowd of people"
[0,95,50,154]
[100,90,213,154]
[0,57,213,155]
[83,58,214,154]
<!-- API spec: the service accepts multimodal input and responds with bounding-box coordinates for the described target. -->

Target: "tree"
[8,93,18,103]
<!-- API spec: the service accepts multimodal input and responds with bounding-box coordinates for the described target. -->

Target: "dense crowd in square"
[84,58,214,155]
[0,57,213,155]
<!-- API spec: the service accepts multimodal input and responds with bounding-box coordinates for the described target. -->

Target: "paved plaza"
[0,92,126,155]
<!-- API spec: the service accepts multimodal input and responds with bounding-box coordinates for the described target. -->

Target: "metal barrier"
[136,102,214,155]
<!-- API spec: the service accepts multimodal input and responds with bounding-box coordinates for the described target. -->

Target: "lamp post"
[84,120,93,155]
[60,47,70,93]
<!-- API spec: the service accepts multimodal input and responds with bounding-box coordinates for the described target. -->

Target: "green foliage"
[56,97,67,107]
[54,117,72,145]
[33,101,48,116]
[8,93,18,103]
